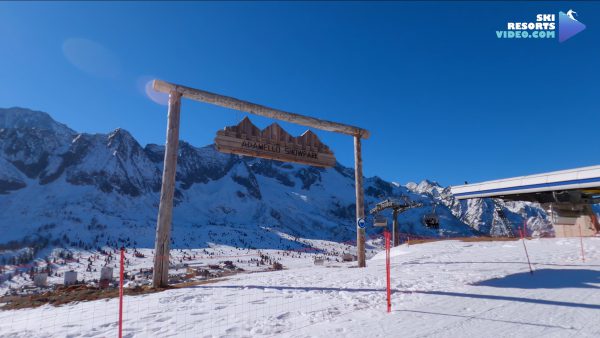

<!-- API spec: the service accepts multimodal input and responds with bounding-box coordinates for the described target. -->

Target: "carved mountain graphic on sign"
[215,117,336,167]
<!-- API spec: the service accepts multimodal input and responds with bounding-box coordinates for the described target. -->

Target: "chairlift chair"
[422,203,440,229]
[374,215,388,227]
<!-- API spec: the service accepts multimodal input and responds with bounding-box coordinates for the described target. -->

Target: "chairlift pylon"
[369,197,423,246]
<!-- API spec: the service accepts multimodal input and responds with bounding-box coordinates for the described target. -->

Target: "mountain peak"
[0,107,75,136]
[406,179,443,196]
[107,127,134,142]
[418,179,440,187]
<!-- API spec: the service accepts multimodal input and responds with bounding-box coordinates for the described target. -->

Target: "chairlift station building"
[451,165,600,237]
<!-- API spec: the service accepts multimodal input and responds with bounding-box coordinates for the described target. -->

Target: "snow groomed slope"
[1,238,598,337]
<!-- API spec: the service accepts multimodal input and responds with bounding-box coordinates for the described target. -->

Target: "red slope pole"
[119,248,124,338]
[385,230,391,313]
[520,222,533,275]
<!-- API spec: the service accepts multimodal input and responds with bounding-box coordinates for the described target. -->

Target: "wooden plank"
[153,91,182,288]
[153,79,370,139]
[354,136,366,267]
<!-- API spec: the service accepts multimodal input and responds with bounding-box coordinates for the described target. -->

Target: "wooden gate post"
[354,135,366,267]
[153,90,182,288]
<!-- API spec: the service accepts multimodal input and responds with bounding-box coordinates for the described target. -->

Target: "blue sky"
[1,1,598,186]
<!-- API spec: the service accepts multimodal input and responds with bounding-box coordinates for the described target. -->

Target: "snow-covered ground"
[0,233,375,296]
[1,237,599,337]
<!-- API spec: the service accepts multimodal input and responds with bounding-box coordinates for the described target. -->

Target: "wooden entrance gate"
[151,80,370,287]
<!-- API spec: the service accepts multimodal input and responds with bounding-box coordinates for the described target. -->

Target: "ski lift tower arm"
[369,198,423,215]
[369,198,423,247]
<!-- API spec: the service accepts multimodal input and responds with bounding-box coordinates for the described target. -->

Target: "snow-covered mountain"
[405,180,551,237]
[0,107,551,260]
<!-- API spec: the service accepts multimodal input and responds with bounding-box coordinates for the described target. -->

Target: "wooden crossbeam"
[153,80,370,139]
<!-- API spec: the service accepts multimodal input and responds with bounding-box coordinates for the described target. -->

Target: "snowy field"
[1,237,599,337]
[0,233,371,296]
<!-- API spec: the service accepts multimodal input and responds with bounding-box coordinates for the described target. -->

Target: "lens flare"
[141,77,169,105]
[62,38,120,78]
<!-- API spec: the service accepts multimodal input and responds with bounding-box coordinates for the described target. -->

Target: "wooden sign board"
[215,117,336,167]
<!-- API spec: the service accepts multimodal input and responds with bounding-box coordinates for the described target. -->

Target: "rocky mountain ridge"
[0,107,552,261]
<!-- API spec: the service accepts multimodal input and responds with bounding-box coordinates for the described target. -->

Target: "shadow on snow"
[192,280,600,310]
[473,268,600,289]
